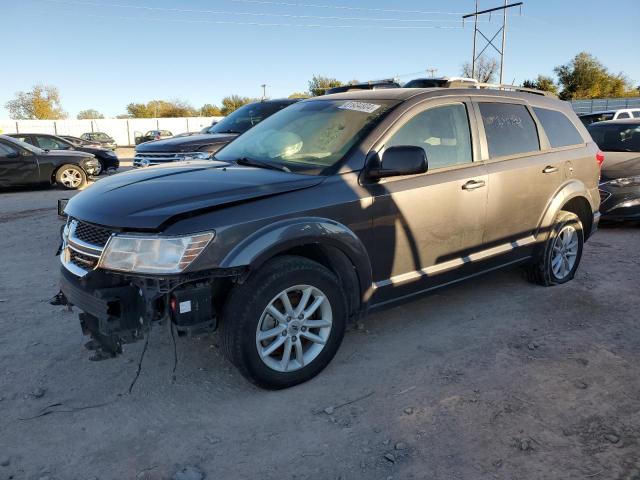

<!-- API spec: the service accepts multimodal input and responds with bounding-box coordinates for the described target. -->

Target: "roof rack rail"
[474,82,557,97]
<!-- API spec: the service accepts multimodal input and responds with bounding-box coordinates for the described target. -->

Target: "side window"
[617,112,630,119]
[533,107,584,148]
[13,136,31,144]
[479,103,540,158]
[36,136,68,150]
[386,103,473,169]
[0,142,18,157]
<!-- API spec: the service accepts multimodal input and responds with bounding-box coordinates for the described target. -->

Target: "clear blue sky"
[2,0,639,118]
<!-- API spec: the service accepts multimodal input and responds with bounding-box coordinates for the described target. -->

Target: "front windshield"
[1,135,44,155]
[209,102,293,135]
[588,124,640,152]
[215,99,397,174]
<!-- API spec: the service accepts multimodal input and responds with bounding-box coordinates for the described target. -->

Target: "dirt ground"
[0,184,639,480]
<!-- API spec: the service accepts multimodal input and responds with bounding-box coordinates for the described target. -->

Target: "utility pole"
[426,68,438,78]
[462,1,522,84]
[261,84,267,99]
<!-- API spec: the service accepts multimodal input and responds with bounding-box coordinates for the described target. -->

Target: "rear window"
[479,103,540,158]
[533,107,584,148]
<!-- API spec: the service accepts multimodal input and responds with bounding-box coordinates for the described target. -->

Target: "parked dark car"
[58,87,600,388]
[8,133,119,172]
[0,135,100,189]
[80,132,117,150]
[134,130,173,145]
[404,76,478,88]
[588,119,640,221]
[61,135,103,148]
[133,99,300,167]
[325,79,400,94]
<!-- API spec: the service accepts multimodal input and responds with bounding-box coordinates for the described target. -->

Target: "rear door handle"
[461,179,486,191]
[542,165,559,174]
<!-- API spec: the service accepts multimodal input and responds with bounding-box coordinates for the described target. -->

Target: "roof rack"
[474,82,557,97]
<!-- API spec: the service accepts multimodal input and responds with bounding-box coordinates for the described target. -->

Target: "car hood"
[601,154,640,181]
[135,133,238,153]
[64,161,324,229]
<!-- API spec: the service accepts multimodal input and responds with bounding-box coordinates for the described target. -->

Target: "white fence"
[0,117,224,146]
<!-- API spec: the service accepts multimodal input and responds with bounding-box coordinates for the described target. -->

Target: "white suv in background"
[579,108,640,125]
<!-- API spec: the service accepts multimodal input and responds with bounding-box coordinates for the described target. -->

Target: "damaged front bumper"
[58,266,227,358]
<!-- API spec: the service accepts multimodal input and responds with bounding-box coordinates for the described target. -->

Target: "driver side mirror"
[368,146,428,179]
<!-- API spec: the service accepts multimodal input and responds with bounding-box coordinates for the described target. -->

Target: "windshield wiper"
[235,157,290,172]
[217,129,242,134]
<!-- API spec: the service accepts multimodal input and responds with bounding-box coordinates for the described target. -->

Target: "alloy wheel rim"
[256,284,332,373]
[551,225,578,279]
[61,169,82,188]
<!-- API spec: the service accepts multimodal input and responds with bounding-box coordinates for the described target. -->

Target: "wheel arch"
[537,180,597,243]
[219,217,373,317]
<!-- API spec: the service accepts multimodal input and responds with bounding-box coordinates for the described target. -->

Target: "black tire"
[220,255,347,389]
[55,164,87,190]
[525,210,584,286]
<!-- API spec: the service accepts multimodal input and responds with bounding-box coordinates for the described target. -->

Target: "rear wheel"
[55,164,87,190]
[220,255,347,389]
[526,210,584,286]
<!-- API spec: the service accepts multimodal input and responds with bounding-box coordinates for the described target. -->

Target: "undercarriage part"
[169,283,217,336]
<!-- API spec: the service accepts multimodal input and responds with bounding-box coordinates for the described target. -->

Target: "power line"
[52,11,466,29]
[227,0,467,15]
[41,0,485,24]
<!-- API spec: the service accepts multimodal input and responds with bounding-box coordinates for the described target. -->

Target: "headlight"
[606,175,640,187]
[181,152,211,161]
[99,232,214,274]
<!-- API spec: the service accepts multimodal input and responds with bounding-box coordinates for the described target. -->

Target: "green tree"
[200,103,222,116]
[308,75,342,96]
[220,95,257,115]
[522,75,558,95]
[288,92,311,99]
[5,84,67,119]
[77,109,104,120]
[554,52,635,100]
[126,99,197,118]
[461,56,498,83]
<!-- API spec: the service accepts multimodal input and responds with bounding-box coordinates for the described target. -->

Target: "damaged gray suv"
[58,86,601,388]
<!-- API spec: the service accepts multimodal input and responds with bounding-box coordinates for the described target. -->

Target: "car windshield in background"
[587,123,640,152]
[579,112,614,125]
[209,102,291,135]
[2,135,44,154]
[215,99,397,175]
[86,133,111,140]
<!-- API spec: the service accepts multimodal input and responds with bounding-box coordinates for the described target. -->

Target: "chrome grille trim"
[133,151,207,167]
[61,219,114,277]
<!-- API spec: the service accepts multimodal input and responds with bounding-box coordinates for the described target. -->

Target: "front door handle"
[461,179,486,191]
[543,165,559,174]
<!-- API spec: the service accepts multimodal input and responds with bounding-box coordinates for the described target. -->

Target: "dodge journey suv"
[57,86,601,388]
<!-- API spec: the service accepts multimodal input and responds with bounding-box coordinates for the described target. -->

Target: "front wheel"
[220,256,347,389]
[55,164,87,190]
[526,210,584,286]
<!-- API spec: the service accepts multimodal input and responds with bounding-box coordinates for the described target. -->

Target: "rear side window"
[633,111,640,118]
[479,103,539,158]
[533,107,584,148]
[617,112,630,119]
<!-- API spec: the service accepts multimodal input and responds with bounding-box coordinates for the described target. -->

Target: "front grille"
[74,221,114,248]
[134,152,204,166]
[69,250,99,270]
[61,218,114,277]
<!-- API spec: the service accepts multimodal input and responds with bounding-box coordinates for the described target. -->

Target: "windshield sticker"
[338,101,381,114]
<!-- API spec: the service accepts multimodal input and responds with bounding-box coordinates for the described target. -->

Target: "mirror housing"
[368,146,428,179]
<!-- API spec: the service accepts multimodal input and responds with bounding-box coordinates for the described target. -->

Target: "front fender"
[219,217,374,303]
